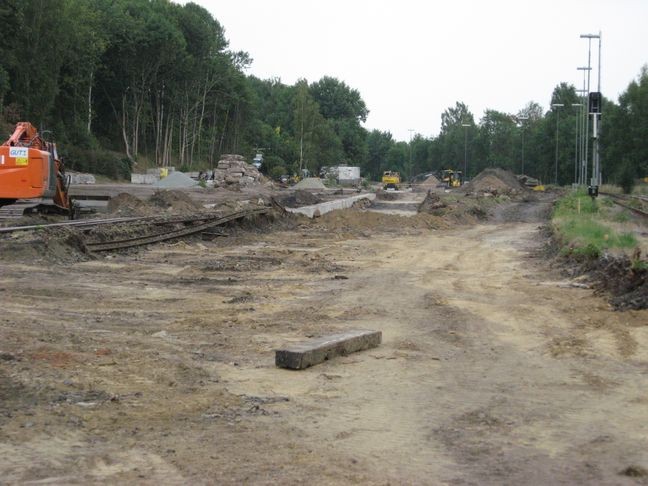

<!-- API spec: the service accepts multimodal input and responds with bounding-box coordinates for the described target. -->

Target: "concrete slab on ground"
[284,193,376,218]
[276,329,382,369]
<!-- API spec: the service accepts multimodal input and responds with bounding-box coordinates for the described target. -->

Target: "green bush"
[269,165,286,180]
[552,189,639,259]
[553,190,598,217]
[618,159,636,194]
[63,146,132,180]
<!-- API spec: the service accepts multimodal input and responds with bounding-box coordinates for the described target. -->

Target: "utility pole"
[581,32,602,196]
[408,128,414,181]
[571,104,582,185]
[461,123,470,179]
[576,67,590,185]
[552,104,564,185]
[517,116,528,175]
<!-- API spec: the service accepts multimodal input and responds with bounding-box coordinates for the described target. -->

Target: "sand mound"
[107,193,152,217]
[0,228,90,264]
[149,190,202,214]
[463,168,526,195]
[412,173,441,192]
[418,191,447,213]
[293,178,327,190]
[422,174,440,185]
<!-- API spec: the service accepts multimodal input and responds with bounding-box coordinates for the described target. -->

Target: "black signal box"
[589,92,602,114]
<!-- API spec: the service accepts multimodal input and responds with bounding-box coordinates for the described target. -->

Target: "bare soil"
[1,198,648,484]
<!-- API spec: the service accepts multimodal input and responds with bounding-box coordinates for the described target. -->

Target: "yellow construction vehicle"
[382,171,401,190]
[440,169,463,188]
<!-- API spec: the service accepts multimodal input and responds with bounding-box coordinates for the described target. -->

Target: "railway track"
[84,207,269,252]
[0,206,271,251]
[600,192,648,219]
[0,215,157,234]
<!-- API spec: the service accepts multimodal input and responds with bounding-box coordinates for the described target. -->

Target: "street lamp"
[517,116,528,175]
[571,103,582,185]
[577,67,591,185]
[461,123,470,179]
[408,128,414,181]
[552,103,564,185]
[581,32,602,192]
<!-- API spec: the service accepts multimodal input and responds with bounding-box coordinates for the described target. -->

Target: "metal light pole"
[517,116,528,175]
[593,31,602,189]
[552,103,564,185]
[576,68,590,185]
[571,104,582,186]
[580,33,600,189]
[461,123,470,179]
[408,128,414,181]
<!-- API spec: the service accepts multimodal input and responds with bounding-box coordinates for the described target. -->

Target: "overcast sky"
[192,0,647,141]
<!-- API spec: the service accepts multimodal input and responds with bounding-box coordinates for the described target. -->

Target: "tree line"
[0,0,646,185]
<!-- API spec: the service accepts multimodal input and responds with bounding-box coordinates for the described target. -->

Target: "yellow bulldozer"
[382,171,401,190]
[440,169,463,188]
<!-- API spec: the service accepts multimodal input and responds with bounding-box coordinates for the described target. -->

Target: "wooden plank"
[275,329,382,370]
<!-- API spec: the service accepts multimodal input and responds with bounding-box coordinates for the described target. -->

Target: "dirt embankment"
[554,246,648,310]
[107,190,203,217]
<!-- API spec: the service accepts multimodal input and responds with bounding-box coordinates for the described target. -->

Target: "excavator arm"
[2,122,45,150]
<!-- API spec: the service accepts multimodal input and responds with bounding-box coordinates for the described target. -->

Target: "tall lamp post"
[408,128,414,181]
[577,67,591,185]
[517,116,528,175]
[571,103,582,185]
[580,32,601,192]
[552,103,564,185]
[461,123,470,180]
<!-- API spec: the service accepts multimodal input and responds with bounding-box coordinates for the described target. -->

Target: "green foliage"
[0,2,646,185]
[603,66,648,183]
[269,165,286,180]
[612,211,631,223]
[64,145,131,180]
[553,190,599,217]
[618,159,636,194]
[553,190,638,259]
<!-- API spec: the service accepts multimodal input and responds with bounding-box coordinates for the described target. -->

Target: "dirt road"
[1,202,648,484]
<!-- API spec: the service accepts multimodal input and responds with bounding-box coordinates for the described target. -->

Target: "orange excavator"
[0,122,72,219]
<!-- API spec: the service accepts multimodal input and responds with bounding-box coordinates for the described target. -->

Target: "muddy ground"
[1,197,648,484]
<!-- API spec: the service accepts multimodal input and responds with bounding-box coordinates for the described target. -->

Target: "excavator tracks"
[0,199,45,220]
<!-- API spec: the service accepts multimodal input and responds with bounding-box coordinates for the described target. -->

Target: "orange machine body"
[0,122,69,210]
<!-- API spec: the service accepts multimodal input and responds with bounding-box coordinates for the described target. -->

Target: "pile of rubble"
[417,191,447,213]
[212,155,268,188]
[462,168,528,196]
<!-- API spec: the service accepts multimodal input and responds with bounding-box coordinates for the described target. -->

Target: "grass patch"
[553,189,638,258]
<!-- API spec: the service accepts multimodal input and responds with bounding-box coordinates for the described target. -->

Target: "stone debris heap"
[212,154,268,188]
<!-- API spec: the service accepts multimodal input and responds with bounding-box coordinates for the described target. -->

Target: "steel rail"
[0,209,253,234]
[85,207,269,252]
[0,216,156,233]
[600,192,648,219]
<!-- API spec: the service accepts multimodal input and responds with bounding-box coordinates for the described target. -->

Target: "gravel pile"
[154,171,198,188]
[462,168,527,195]
[293,177,327,190]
